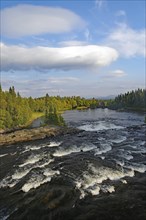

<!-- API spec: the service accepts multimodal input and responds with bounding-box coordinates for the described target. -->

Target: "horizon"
[2,85,145,100]
[1,0,145,97]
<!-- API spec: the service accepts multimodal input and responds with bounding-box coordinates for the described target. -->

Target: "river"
[0,109,146,220]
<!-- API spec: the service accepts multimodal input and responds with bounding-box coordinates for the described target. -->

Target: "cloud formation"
[105,24,145,57]
[109,70,126,77]
[49,77,79,84]
[1,43,118,72]
[1,4,85,37]
[58,40,87,47]
[95,0,105,9]
[115,10,126,17]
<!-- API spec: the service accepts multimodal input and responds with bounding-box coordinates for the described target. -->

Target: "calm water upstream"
[0,109,146,220]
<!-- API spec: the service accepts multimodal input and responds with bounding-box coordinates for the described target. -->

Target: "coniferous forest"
[108,89,146,111]
[0,85,99,129]
[0,85,145,130]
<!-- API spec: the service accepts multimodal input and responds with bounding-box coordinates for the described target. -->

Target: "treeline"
[0,86,32,129]
[1,86,145,130]
[108,89,146,111]
[0,86,102,129]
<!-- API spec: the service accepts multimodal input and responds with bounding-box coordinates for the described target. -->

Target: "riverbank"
[115,107,146,113]
[0,126,80,146]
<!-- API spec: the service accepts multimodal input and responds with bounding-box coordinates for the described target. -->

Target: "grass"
[31,112,44,120]
[76,106,89,110]
[25,112,44,127]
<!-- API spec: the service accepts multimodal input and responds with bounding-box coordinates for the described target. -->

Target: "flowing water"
[0,109,146,220]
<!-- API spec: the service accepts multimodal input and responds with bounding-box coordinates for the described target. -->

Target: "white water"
[47,142,62,147]
[0,109,145,201]
[12,169,31,180]
[0,153,55,189]
[124,162,146,173]
[0,153,8,157]
[53,143,96,157]
[21,142,62,154]
[94,143,112,155]
[76,163,135,198]
[78,121,124,131]
[19,154,43,167]
[109,136,127,143]
[22,174,51,192]
[22,169,60,192]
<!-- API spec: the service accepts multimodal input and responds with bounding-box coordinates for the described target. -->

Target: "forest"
[108,88,146,111]
[0,85,100,129]
[0,85,145,130]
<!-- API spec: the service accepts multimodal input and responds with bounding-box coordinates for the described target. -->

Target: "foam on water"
[110,136,127,143]
[94,143,112,155]
[47,142,62,147]
[117,150,133,160]
[115,159,125,167]
[121,179,127,184]
[124,162,146,173]
[19,154,42,167]
[76,163,134,198]
[37,159,54,168]
[53,143,96,157]
[101,185,115,193]
[78,121,124,131]
[0,154,8,158]
[12,169,31,180]
[89,185,101,195]
[0,176,18,188]
[22,174,50,192]
[22,169,60,192]
[12,157,54,180]
[43,169,60,177]
[21,142,62,154]
[21,149,30,154]
[1,215,10,220]
[0,154,55,189]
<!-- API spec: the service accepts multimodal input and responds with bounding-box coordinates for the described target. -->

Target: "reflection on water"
[63,108,144,127]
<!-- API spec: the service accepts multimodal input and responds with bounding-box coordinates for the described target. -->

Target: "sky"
[1,0,145,98]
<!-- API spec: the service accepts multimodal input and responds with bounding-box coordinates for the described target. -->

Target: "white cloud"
[58,40,87,47]
[1,4,86,37]
[102,69,126,80]
[109,70,126,77]
[95,0,105,9]
[84,29,92,41]
[105,24,146,57]
[49,77,79,84]
[115,10,126,17]
[1,43,118,72]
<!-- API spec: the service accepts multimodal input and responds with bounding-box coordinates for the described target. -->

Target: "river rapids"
[0,109,146,220]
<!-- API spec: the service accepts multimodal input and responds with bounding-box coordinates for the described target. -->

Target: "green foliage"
[3,85,144,130]
[108,89,146,111]
[1,86,99,129]
[0,86,32,129]
[44,96,65,126]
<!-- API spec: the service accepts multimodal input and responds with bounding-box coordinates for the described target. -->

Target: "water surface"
[0,109,146,220]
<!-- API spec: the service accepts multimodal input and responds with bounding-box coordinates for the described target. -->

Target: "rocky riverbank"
[0,126,80,146]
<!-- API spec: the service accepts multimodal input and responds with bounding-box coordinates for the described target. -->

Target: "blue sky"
[1,0,145,97]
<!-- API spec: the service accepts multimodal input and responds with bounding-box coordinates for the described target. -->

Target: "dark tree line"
[108,89,146,111]
[1,86,145,129]
[0,86,32,129]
